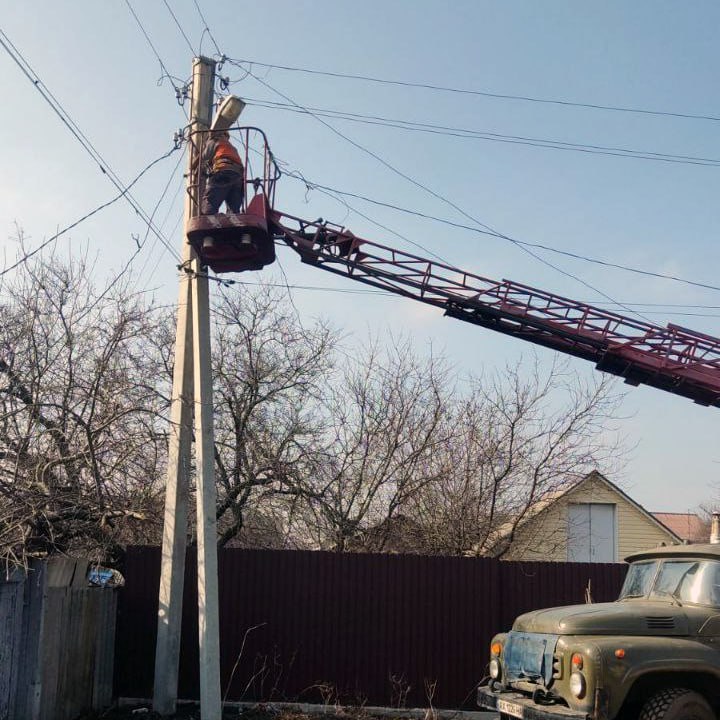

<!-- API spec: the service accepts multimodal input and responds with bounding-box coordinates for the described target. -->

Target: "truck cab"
[478,544,720,720]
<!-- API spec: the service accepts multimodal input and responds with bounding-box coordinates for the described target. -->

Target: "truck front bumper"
[477,686,589,720]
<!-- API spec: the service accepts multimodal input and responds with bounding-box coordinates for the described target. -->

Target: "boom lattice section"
[270,211,720,407]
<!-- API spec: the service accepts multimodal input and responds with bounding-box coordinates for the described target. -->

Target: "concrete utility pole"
[154,56,222,720]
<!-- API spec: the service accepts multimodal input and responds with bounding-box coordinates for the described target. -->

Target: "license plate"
[497,699,524,718]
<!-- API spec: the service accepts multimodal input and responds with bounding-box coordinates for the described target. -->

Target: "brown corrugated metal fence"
[115,547,627,709]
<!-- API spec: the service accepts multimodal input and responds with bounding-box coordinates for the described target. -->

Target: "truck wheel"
[639,688,713,720]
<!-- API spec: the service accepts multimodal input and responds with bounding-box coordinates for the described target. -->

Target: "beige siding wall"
[503,497,567,562]
[502,475,677,562]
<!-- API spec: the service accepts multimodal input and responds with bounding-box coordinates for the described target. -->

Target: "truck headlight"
[569,671,586,699]
[489,658,501,679]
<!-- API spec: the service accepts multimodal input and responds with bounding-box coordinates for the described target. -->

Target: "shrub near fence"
[115,547,627,709]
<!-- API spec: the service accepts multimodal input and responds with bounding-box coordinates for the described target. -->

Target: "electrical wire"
[273,254,307,331]
[227,57,720,124]
[279,157,720,319]
[158,172,187,231]
[0,25,182,261]
[219,280,396,296]
[247,69,652,320]
[254,120,720,302]
[232,64,720,302]
[76,244,146,324]
[247,97,720,168]
[283,172,720,295]
[318,184,447,263]
[131,150,187,293]
[1,147,181,278]
[141,209,185,292]
[596,302,720,309]
[212,155,700,324]
[274,154,449,265]
[191,275,720,321]
[192,0,222,56]
[124,0,186,93]
[162,0,197,55]
[0,27,107,178]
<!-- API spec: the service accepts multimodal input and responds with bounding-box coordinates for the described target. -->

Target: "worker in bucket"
[200,130,245,215]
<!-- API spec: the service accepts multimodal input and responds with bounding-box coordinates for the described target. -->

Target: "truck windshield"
[620,559,720,606]
[619,561,657,598]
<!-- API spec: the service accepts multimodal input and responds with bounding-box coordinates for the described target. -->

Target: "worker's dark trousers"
[201,169,244,214]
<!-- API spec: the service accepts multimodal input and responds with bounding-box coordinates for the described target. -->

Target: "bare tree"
[403,356,625,556]
[0,250,626,567]
[0,252,169,568]
[210,285,337,548]
[292,338,450,551]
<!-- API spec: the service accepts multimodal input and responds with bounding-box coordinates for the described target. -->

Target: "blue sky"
[2,1,719,514]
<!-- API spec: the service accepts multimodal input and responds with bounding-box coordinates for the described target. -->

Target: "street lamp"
[210,94,246,131]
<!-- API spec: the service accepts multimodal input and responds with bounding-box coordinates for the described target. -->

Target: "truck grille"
[504,632,559,686]
[645,616,675,629]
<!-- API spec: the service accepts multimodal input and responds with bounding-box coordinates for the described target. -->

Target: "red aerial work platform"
[187,127,720,408]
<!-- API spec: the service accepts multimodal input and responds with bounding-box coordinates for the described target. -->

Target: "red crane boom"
[267,212,720,407]
[186,127,720,408]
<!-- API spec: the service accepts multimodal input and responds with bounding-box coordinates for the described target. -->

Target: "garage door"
[567,503,616,562]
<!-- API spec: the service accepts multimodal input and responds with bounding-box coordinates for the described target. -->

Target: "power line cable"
[133,154,189,295]
[245,69,635,312]
[227,57,720,124]
[240,77,720,298]
[1,146,180,278]
[283,172,720,295]
[190,275,720,320]
[143,209,185,291]
[247,70,651,320]
[131,150,186,293]
[317,184,448,263]
[255,140,448,265]
[0,25,183,261]
[76,244,146,324]
[0,27,110,178]
[275,156,450,265]
[162,0,197,55]
[247,97,720,168]
[147,164,186,245]
[596,302,720,309]
[192,0,222,55]
[124,0,186,93]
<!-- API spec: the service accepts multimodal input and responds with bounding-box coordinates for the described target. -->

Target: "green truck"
[477,543,720,720]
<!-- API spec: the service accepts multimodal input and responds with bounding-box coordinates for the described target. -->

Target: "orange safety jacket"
[211,139,243,172]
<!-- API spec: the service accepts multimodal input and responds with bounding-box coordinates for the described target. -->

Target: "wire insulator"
[176,84,190,106]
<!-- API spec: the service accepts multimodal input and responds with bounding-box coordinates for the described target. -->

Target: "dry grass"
[80,705,402,720]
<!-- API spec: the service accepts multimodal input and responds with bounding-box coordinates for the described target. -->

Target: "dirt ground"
[79,705,398,720]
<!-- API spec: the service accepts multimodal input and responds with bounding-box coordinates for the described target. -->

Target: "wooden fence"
[0,558,117,720]
[115,547,627,709]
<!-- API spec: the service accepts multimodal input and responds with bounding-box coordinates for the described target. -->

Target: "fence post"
[0,566,26,720]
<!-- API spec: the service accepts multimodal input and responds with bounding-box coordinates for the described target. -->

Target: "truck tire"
[639,688,713,720]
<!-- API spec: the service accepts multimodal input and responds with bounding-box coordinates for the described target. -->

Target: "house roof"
[578,472,682,544]
[484,470,682,555]
[651,512,708,544]
[627,543,720,562]
[348,514,425,553]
